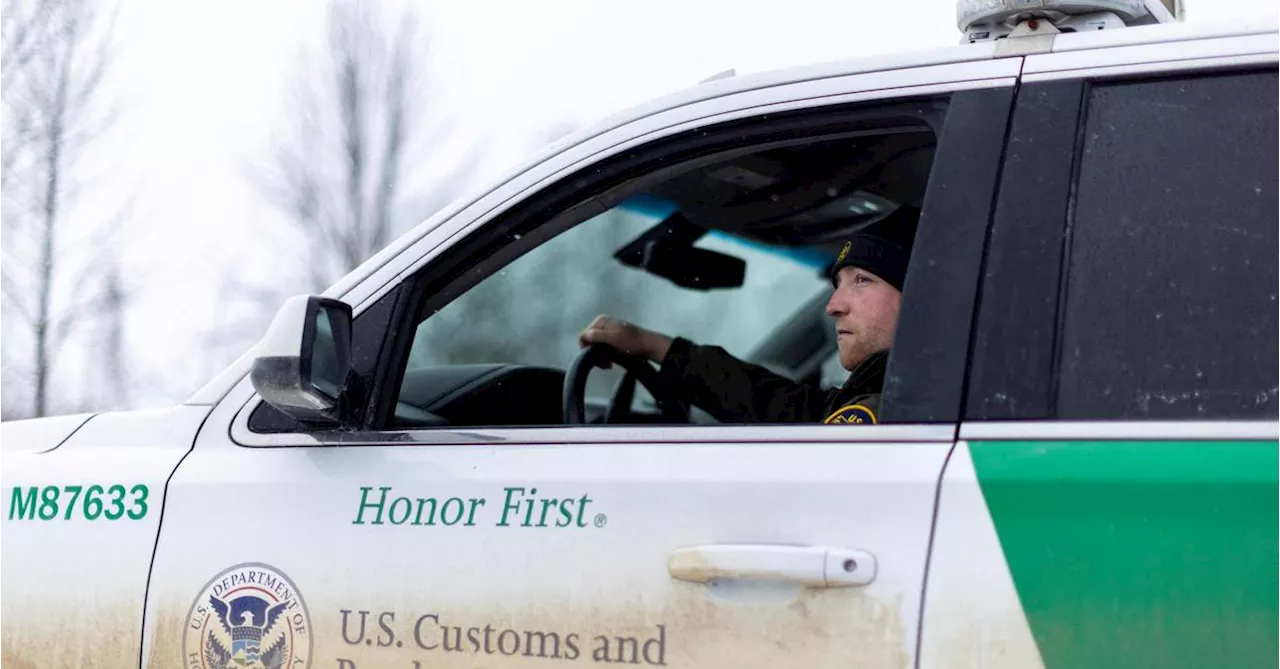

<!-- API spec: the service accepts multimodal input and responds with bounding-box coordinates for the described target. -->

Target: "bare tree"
[1,0,126,418]
[258,0,463,293]
[95,263,129,408]
[0,0,60,184]
[189,0,480,385]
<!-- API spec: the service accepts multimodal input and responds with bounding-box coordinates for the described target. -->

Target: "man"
[578,204,919,424]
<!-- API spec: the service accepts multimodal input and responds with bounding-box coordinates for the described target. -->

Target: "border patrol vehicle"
[4,1,1276,667]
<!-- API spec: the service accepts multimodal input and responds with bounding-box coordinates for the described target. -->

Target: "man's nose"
[826,290,845,317]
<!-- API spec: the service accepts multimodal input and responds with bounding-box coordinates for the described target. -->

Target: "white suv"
[3,9,1276,669]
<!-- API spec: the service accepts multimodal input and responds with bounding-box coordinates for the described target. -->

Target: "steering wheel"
[563,344,690,424]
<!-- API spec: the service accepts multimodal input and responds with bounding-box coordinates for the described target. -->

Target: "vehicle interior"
[385,122,939,429]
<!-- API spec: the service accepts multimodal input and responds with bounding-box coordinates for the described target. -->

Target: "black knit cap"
[828,204,921,292]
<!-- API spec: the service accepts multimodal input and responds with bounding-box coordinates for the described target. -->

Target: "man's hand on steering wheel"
[577,315,674,366]
[566,316,687,425]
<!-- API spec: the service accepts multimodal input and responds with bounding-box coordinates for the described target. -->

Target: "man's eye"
[853,275,871,284]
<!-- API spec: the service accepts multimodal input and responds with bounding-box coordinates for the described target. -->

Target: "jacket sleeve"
[656,337,837,423]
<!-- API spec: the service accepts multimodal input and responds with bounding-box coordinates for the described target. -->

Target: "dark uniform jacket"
[657,337,887,424]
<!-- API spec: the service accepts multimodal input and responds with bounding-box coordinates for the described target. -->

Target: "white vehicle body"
[3,19,1277,669]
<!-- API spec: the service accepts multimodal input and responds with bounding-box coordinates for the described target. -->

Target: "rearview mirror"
[641,241,746,290]
[614,212,747,290]
[249,295,354,425]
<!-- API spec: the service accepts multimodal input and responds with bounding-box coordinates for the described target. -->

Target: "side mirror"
[249,295,354,426]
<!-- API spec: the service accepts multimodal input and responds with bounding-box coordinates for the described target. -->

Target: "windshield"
[403,204,830,392]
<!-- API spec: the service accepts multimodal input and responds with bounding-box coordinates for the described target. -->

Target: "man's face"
[826,265,902,370]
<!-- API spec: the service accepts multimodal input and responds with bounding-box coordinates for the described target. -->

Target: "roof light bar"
[958,0,1181,42]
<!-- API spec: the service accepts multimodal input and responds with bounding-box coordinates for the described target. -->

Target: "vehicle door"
[140,55,1020,669]
[920,31,1279,669]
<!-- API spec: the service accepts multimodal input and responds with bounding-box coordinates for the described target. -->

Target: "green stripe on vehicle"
[970,439,1279,669]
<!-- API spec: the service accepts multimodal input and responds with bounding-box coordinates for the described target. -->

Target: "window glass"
[820,350,848,389]
[404,206,829,401]
[389,124,940,428]
[1059,71,1278,419]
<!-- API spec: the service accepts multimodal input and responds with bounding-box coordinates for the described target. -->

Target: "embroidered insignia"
[836,241,852,264]
[824,403,878,425]
[184,563,312,669]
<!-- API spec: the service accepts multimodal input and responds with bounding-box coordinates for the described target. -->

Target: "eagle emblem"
[184,563,312,669]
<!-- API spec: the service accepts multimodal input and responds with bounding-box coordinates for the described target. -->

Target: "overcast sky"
[10,0,1276,412]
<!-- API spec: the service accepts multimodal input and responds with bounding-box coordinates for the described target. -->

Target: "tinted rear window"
[1058,70,1278,420]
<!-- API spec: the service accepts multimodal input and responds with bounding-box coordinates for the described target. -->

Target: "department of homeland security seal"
[183,563,312,669]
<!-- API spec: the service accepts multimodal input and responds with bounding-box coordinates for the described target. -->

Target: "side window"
[377,87,1012,430]
[1058,70,1278,420]
[405,206,827,397]
[385,103,959,429]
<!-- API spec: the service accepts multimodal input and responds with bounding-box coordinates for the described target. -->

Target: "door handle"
[667,544,876,588]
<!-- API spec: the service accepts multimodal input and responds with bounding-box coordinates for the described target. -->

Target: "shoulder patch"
[824,403,878,425]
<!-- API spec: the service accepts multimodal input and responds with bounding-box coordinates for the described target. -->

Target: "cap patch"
[824,403,878,425]
[836,241,852,264]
